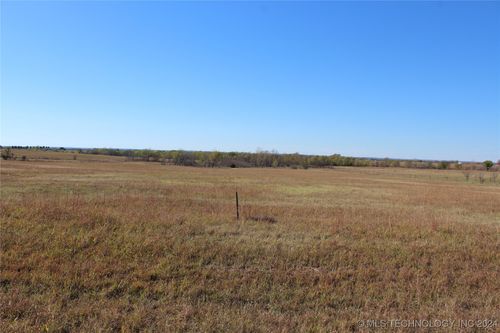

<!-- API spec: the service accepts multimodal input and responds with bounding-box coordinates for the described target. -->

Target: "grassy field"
[1,154,499,332]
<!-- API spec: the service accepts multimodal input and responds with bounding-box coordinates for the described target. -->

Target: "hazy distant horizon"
[1,144,496,164]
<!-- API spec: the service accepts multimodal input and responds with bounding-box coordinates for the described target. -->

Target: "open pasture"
[1,157,499,332]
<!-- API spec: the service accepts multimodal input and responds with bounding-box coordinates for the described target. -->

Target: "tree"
[478,173,485,184]
[438,161,449,170]
[483,160,494,171]
[208,151,222,167]
[1,148,14,160]
[463,171,470,182]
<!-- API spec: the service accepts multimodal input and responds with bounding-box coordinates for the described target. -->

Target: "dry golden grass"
[1,155,499,332]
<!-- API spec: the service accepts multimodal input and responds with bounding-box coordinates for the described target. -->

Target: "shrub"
[1,148,14,160]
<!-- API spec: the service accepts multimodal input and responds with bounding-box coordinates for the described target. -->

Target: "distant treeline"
[2,146,496,170]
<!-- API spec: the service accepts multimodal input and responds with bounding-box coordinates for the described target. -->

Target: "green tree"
[438,161,449,170]
[208,151,222,167]
[483,160,494,171]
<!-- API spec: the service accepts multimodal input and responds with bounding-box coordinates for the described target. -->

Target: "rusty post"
[236,191,239,220]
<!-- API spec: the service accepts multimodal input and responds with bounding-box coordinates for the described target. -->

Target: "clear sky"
[1,1,499,161]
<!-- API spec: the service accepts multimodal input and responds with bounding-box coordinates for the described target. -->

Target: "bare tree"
[478,173,485,184]
[463,171,470,182]
[490,172,498,183]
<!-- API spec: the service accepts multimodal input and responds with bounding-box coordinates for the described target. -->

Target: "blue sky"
[1,1,499,161]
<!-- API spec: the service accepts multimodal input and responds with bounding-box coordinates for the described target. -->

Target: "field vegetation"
[3,146,497,171]
[1,151,499,331]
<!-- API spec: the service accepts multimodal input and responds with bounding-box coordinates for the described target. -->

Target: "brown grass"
[1,155,499,332]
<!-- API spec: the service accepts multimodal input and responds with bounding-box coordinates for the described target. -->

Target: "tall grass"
[1,158,499,332]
